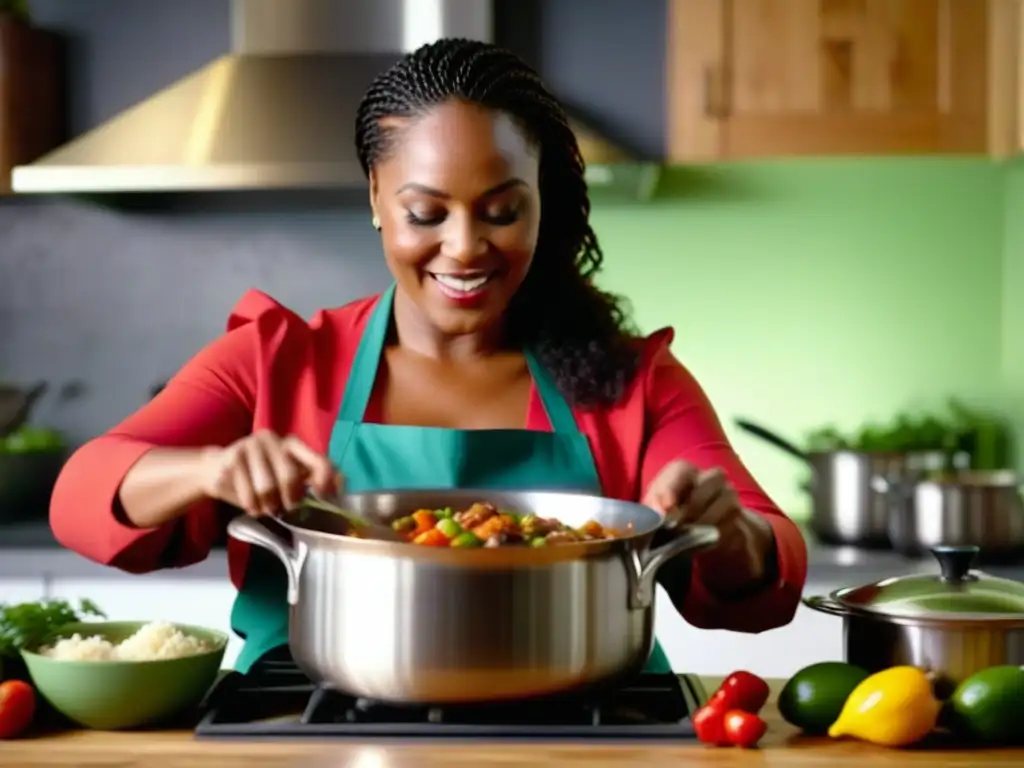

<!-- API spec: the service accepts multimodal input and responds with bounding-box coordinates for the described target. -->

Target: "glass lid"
[835,546,1024,620]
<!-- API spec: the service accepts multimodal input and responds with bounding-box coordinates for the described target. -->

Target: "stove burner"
[195,657,706,741]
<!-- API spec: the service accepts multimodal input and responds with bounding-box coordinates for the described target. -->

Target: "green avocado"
[946,665,1024,744]
[777,661,871,734]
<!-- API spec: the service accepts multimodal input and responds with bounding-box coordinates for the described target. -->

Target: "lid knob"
[931,545,979,583]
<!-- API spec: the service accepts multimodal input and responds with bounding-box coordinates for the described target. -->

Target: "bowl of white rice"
[20,620,228,730]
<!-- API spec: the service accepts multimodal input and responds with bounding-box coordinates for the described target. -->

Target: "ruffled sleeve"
[49,290,297,573]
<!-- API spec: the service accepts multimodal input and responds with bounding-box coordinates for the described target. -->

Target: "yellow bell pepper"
[828,666,941,748]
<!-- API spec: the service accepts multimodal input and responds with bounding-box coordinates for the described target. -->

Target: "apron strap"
[338,282,582,437]
[337,283,396,422]
[524,352,582,436]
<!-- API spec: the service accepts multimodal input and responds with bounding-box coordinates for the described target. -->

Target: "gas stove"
[195,655,707,741]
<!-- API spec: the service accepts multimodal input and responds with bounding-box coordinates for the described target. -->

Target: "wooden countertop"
[3,678,1020,767]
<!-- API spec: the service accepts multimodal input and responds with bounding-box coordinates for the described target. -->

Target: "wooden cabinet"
[0,16,64,195]
[667,0,1019,161]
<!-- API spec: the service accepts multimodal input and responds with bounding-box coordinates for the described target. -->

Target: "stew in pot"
[390,501,631,548]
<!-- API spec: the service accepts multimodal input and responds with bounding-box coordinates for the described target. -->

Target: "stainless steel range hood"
[12,0,659,200]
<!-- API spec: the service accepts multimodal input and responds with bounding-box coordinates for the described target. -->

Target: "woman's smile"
[428,269,499,305]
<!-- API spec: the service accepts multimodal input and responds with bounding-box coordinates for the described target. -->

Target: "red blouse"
[50,290,808,634]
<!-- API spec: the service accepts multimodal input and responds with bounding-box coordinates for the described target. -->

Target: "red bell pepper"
[692,700,731,746]
[722,709,768,749]
[713,670,770,714]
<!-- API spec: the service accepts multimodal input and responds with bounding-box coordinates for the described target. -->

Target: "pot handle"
[734,418,811,464]
[227,515,302,605]
[629,524,720,609]
[801,594,851,617]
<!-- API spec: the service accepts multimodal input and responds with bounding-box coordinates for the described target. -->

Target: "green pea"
[435,518,463,539]
[450,531,483,548]
[391,516,416,533]
[529,537,548,548]
[435,507,455,519]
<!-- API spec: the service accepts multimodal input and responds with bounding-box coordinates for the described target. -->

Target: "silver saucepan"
[227,488,719,704]
[873,471,1024,560]
[803,545,1024,694]
[734,418,953,548]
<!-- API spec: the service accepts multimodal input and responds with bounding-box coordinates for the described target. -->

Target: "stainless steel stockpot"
[228,488,720,704]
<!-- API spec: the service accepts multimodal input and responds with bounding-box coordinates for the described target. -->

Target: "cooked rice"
[40,620,212,661]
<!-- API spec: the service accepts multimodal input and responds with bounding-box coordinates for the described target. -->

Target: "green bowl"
[20,621,227,730]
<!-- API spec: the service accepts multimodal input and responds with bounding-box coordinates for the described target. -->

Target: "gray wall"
[1,0,666,445]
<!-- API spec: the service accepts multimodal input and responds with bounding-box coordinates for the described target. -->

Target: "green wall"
[590,158,1008,520]
[1002,162,1024,482]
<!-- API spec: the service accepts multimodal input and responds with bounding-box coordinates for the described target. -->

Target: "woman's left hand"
[642,460,776,598]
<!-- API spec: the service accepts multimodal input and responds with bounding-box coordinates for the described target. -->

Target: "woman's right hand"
[199,430,340,517]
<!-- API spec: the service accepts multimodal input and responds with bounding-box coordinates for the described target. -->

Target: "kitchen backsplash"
[0,157,1015,521]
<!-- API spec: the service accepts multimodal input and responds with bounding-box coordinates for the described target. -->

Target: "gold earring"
[371,215,381,231]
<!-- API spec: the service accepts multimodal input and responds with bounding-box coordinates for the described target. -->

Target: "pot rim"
[280,515,644,566]
[911,469,1020,488]
[271,487,684,567]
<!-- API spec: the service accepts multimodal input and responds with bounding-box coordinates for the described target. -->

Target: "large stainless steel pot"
[735,419,946,548]
[803,545,1024,694]
[874,471,1024,560]
[227,488,720,705]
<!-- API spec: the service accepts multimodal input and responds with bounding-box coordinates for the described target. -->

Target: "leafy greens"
[0,598,105,658]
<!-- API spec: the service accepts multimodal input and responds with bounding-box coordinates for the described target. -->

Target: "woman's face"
[369,99,541,339]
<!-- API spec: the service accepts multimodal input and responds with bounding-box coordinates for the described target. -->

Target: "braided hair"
[355,38,640,407]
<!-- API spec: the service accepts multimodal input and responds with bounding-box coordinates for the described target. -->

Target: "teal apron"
[230,283,673,675]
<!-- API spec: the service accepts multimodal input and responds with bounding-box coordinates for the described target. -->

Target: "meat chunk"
[520,515,561,537]
[544,530,583,545]
[456,502,497,530]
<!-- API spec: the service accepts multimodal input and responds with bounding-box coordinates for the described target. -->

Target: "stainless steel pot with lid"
[804,545,1024,690]
[228,488,720,704]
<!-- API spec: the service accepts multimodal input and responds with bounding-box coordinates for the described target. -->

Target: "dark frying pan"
[0,381,48,437]
[0,381,63,523]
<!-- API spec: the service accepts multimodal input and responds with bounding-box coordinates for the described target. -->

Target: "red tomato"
[0,680,36,739]
[691,702,730,746]
[722,709,767,749]
[714,670,770,713]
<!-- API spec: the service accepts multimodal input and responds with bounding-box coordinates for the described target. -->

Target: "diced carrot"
[413,528,450,547]
[411,509,438,534]
[581,520,605,537]
[472,516,506,541]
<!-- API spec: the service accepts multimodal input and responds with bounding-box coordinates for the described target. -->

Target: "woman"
[50,39,807,675]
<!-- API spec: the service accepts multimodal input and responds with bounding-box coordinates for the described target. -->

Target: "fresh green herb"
[802,398,1010,467]
[0,598,105,658]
